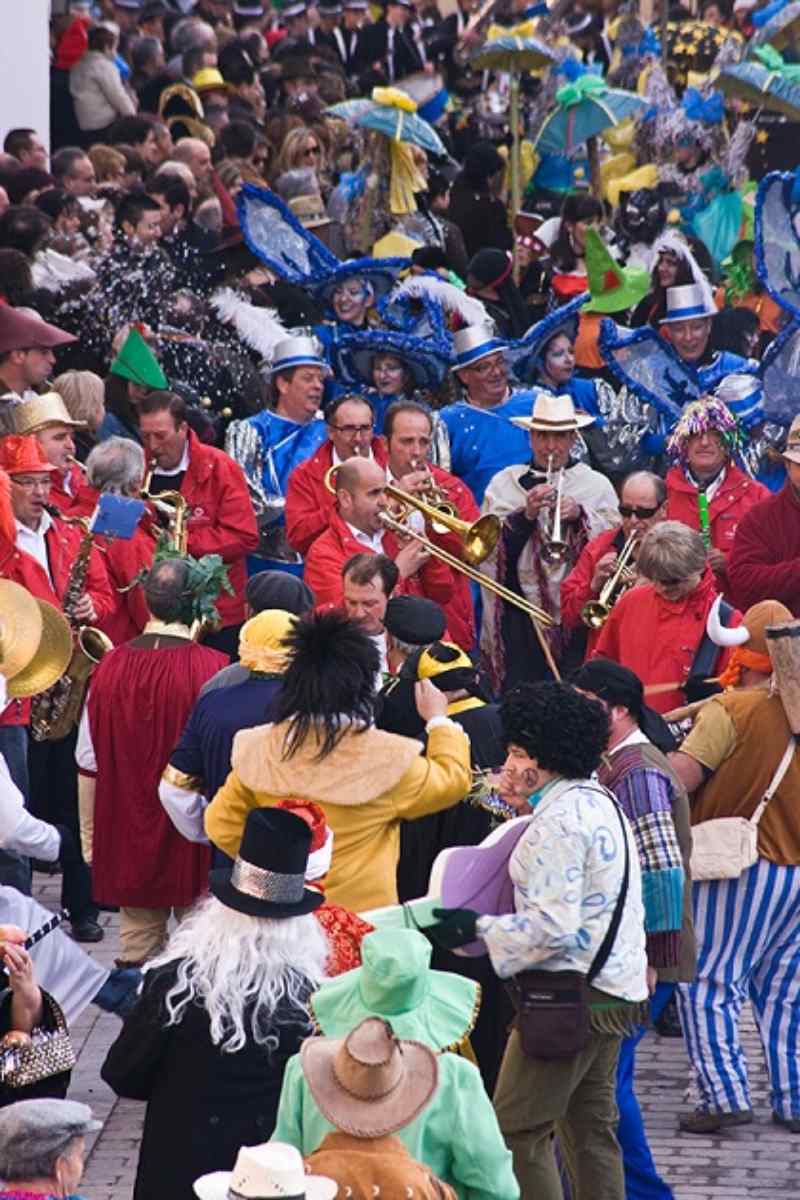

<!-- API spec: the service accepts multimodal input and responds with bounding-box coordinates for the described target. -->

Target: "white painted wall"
[0,0,51,151]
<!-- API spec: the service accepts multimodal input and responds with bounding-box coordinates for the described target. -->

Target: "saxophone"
[29,516,113,742]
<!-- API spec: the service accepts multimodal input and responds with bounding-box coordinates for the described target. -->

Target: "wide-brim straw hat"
[194,1141,337,1200]
[510,391,594,432]
[0,581,72,699]
[301,1016,438,1138]
[9,392,86,436]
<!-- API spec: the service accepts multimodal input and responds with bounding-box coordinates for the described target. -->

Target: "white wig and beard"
[147,895,329,1054]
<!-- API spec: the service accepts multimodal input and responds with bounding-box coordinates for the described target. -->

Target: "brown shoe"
[679,1108,754,1134]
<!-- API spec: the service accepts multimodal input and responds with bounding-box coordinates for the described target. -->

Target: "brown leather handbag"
[505,799,631,1060]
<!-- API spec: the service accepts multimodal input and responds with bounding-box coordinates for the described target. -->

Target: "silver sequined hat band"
[230,857,306,903]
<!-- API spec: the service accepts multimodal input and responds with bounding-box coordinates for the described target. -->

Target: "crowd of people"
[1,0,800,1197]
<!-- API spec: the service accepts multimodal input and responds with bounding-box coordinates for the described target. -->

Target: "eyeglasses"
[330,423,372,436]
[469,357,505,377]
[619,503,661,519]
[11,476,51,491]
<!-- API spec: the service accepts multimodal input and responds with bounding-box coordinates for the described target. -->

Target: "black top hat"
[209,808,325,918]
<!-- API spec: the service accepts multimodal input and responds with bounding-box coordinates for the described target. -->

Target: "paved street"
[29,872,800,1200]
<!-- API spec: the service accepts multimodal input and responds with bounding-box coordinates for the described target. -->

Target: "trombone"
[141,459,189,555]
[581,531,638,630]
[383,482,501,567]
[541,454,568,566]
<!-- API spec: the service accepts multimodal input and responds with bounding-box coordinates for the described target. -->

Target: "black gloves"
[423,907,480,951]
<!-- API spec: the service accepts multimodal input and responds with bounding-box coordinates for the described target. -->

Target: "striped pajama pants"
[677,856,800,1120]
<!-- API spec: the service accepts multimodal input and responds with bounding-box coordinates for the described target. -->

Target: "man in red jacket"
[593,521,740,714]
[561,470,667,659]
[304,457,455,617]
[138,389,259,656]
[383,400,478,651]
[0,434,115,942]
[729,414,800,615]
[665,397,768,599]
[285,393,388,557]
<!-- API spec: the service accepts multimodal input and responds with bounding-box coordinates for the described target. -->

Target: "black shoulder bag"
[504,796,631,1060]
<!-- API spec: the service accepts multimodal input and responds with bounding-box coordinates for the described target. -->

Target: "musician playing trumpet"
[561,471,667,658]
[480,393,619,691]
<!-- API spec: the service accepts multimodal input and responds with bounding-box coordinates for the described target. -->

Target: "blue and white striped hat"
[660,282,717,325]
[270,335,328,375]
[451,324,508,372]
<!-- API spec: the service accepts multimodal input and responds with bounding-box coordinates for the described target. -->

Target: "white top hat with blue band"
[451,324,508,372]
[271,335,328,375]
[660,282,717,325]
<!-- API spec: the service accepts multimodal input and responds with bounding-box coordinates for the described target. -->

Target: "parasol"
[750,0,800,52]
[326,87,446,157]
[534,76,648,196]
[717,55,800,120]
[468,36,558,239]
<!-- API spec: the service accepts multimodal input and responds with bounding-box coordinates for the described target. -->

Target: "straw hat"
[301,1016,438,1138]
[9,392,85,436]
[0,580,72,699]
[194,1141,337,1200]
[510,392,594,432]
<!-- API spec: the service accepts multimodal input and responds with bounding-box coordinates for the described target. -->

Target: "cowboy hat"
[0,580,72,700]
[310,928,479,1050]
[301,1016,438,1138]
[510,392,594,432]
[208,807,325,918]
[194,1141,337,1200]
[9,393,86,436]
[0,308,76,355]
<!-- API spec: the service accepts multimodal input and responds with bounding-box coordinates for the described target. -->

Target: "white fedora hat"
[510,391,594,433]
[194,1142,337,1200]
[660,282,716,325]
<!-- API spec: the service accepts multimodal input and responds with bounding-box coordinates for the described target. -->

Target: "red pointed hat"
[0,436,59,476]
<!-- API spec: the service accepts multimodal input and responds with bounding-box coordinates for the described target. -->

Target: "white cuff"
[425,715,458,732]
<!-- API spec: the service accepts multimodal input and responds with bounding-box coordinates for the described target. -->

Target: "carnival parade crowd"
[2,0,800,1197]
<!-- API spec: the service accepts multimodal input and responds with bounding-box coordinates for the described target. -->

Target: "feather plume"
[392,275,489,327]
[210,287,289,362]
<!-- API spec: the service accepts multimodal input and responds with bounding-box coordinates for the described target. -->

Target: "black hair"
[551,193,603,274]
[147,175,192,215]
[109,115,157,148]
[383,399,432,439]
[0,205,51,258]
[34,187,79,222]
[273,609,378,760]
[342,551,399,596]
[138,389,187,425]
[144,558,191,623]
[3,129,37,160]
[217,120,258,160]
[50,147,88,184]
[324,392,374,423]
[0,249,33,306]
[711,306,759,357]
[115,191,161,232]
[500,681,610,778]
[88,25,117,53]
[645,245,695,325]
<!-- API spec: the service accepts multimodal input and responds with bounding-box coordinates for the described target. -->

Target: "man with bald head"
[172,138,213,198]
[305,456,455,613]
[561,469,668,659]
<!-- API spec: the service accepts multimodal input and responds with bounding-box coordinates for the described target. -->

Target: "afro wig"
[500,681,610,779]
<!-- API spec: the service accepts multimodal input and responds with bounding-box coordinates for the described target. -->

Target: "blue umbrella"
[326,88,446,156]
[717,55,800,120]
[534,76,649,156]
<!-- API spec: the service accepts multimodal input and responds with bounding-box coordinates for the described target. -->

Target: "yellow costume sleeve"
[204,769,259,859]
[389,723,472,820]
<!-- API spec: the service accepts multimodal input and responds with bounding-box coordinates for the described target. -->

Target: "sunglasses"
[618,503,661,519]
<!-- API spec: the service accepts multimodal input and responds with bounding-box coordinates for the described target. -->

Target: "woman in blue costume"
[511,293,613,423]
[333,327,451,433]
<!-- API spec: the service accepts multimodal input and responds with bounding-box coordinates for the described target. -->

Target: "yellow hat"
[0,581,72,699]
[239,609,297,674]
[192,67,229,94]
[372,231,421,259]
[417,641,473,680]
[9,392,85,436]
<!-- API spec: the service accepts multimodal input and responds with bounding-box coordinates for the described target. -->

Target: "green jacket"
[273,1050,520,1200]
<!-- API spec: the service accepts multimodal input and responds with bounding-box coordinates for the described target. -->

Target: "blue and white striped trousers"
[677,856,800,1120]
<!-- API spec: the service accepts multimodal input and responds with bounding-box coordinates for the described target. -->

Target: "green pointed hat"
[582,229,652,315]
[110,328,168,390]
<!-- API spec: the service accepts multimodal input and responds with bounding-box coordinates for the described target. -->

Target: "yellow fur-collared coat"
[204,721,471,912]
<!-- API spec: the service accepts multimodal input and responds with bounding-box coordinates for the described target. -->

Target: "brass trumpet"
[581,531,639,630]
[541,454,568,567]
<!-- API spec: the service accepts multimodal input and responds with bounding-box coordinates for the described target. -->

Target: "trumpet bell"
[580,600,609,630]
[541,540,569,567]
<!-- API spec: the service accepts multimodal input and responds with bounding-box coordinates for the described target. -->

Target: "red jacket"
[421,462,479,651]
[592,568,741,714]
[286,439,389,557]
[666,464,769,595]
[68,482,156,645]
[729,483,800,615]
[179,431,259,628]
[305,507,455,622]
[560,525,620,657]
[49,462,85,514]
[0,516,115,726]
